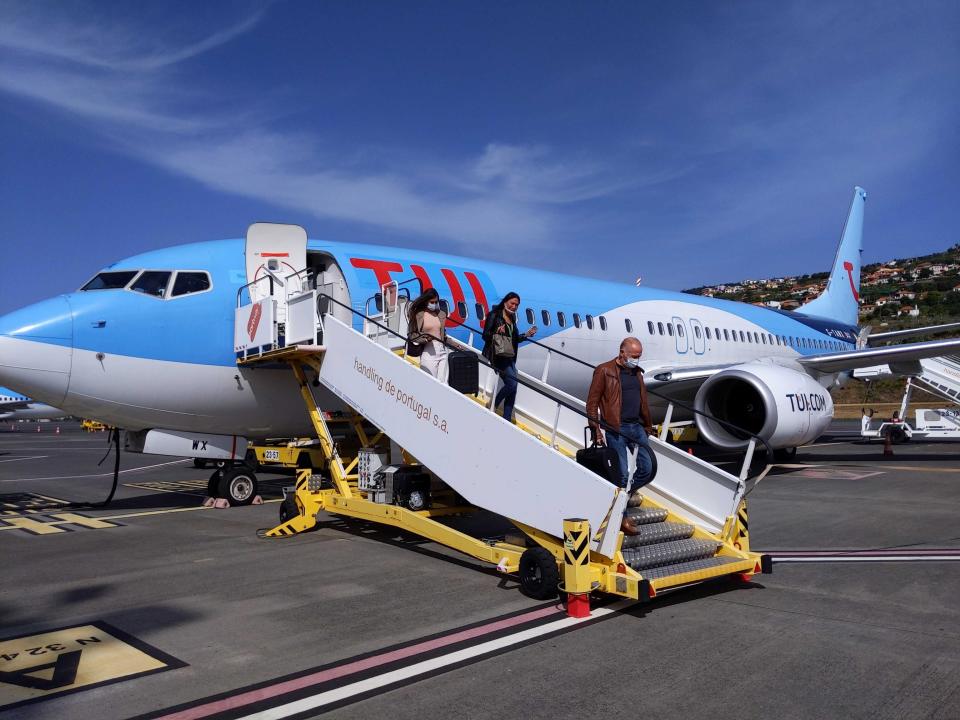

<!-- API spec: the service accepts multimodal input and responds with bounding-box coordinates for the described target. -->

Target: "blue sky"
[1,0,958,314]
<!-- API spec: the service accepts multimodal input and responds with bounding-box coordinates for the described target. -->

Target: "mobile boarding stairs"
[234,273,771,605]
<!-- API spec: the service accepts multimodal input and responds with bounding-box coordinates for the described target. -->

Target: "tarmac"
[1,420,958,720]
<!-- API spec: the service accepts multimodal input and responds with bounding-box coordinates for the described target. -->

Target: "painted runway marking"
[0,621,185,712]
[0,512,124,535]
[138,600,634,720]
[0,459,190,483]
[0,455,47,463]
[767,548,960,563]
[0,492,68,516]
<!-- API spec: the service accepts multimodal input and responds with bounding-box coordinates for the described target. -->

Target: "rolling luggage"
[447,351,479,395]
[576,427,622,486]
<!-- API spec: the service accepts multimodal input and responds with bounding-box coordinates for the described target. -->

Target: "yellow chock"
[563,518,592,618]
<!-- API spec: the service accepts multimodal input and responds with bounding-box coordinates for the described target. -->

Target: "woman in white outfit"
[407,288,448,379]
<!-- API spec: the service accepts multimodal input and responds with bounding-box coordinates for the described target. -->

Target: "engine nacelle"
[693,364,833,450]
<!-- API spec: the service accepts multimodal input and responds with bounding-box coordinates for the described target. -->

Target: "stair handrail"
[442,316,774,489]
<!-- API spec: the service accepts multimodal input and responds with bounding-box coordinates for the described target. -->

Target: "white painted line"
[1,458,190,482]
[774,556,960,563]
[0,455,47,463]
[239,599,635,720]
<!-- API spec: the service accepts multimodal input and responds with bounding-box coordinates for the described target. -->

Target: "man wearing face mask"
[586,337,654,500]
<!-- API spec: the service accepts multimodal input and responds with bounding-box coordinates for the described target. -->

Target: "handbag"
[492,329,515,359]
[406,338,424,357]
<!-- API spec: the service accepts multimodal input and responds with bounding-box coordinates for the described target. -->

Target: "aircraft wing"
[799,337,960,373]
[867,321,960,345]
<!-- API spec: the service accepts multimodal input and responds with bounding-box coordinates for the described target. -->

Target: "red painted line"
[767,549,960,557]
[260,253,290,258]
[155,604,560,720]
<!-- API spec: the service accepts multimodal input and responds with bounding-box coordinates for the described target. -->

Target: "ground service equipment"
[235,224,770,607]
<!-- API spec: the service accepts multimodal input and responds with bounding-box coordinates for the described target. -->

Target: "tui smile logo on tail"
[843,261,859,302]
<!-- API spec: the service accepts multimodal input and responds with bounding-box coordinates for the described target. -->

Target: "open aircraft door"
[245,223,308,324]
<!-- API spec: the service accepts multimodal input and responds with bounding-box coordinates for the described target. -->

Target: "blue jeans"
[606,422,653,491]
[493,358,518,421]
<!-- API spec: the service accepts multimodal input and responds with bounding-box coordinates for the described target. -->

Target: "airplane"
[0,386,68,421]
[1,185,958,466]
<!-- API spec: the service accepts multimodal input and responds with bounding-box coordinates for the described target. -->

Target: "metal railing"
[440,314,773,487]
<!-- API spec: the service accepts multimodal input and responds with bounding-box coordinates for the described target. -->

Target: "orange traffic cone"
[55,426,61,435]
[36,424,41,433]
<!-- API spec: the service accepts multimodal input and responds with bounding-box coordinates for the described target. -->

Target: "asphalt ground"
[1,421,958,720]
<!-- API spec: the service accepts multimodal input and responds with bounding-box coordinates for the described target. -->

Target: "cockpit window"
[130,271,172,298]
[171,272,211,297]
[81,271,138,291]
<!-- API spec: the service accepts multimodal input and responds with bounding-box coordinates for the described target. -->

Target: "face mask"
[427,302,439,311]
[624,357,641,368]
[506,307,517,316]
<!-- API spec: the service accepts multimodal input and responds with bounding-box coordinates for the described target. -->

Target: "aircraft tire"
[218,467,258,506]
[772,447,797,462]
[207,470,222,497]
[518,547,560,600]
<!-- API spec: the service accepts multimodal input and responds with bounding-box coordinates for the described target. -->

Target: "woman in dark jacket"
[481,292,536,421]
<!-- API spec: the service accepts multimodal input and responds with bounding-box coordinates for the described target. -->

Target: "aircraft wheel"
[217,467,259,506]
[772,447,797,462]
[279,495,300,524]
[193,458,208,469]
[207,469,222,497]
[518,547,560,600]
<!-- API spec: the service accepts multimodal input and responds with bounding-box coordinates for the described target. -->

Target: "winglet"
[797,186,867,326]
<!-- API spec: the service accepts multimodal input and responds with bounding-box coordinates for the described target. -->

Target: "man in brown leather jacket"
[587,337,654,494]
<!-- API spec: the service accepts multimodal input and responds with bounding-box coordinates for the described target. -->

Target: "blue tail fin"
[797,186,866,326]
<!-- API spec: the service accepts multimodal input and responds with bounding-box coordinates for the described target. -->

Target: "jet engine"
[693,364,833,450]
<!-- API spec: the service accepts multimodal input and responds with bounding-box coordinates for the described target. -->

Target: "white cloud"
[0,3,633,251]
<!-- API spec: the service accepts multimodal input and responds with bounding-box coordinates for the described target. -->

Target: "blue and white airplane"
[1,186,958,455]
[0,387,67,421]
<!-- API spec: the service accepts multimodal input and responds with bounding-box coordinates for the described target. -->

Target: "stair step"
[639,555,746,581]
[623,507,669,525]
[621,521,695,548]
[622,539,720,570]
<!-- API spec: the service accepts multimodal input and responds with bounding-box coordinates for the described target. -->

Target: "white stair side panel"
[318,316,625,558]
[500,361,744,535]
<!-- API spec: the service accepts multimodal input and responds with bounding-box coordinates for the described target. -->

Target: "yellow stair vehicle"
[233,247,771,606]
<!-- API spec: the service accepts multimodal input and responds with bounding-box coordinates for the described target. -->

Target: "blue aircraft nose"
[0,295,74,407]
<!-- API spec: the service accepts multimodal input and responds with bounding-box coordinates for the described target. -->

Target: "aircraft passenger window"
[677,324,684,337]
[586,314,594,330]
[599,316,607,331]
[705,327,711,340]
[625,318,632,333]
[658,322,664,335]
[457,301,468,319]
[81,270,139,291]
[130,271,172,298]
[475,303,485,321]
[541,309,551,326]
[723,329,729,341]
[647,321,654,334]
[171,272,211,297]
[667,323,674,337]
[526,308,535,324]
[761,334,766,344]
[440,299,450,313]
[739,331,746,342]
[573,313,582,328]
[768,333,774,345]
[752,332,759,343]
[557,311,566,327]
[694,325,701,339]
[746,333,752,343]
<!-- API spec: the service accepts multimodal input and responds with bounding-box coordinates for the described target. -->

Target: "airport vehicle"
[0,386,67,421]
[81,419,109,432]
[3,186,959,467]
[861,360,960,441]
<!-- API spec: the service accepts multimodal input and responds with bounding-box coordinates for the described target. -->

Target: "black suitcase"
[576,427,622,486]
[447,350,479,394]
